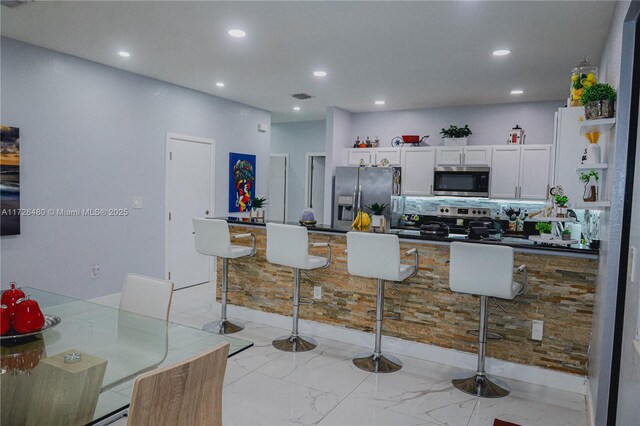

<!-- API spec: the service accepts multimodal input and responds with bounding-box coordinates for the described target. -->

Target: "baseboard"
[223,302,588,395]
[586,378,596,426]
[88,292,122,308]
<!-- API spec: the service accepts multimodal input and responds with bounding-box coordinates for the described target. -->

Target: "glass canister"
[570,55,598,107]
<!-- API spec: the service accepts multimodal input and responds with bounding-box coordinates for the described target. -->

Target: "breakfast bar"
[216,218,597,376]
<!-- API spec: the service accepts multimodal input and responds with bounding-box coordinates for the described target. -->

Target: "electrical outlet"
[90,265,100,279]
[313,286,322,300]
[532,320,544,341]
[133,196,143,209]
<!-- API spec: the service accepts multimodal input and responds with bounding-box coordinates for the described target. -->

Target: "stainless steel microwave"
[433,166,490,197]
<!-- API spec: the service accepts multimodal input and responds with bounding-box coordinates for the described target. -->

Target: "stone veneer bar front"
[219,222,597,376]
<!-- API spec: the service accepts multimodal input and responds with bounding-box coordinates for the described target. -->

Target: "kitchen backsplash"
[392,196,601,239]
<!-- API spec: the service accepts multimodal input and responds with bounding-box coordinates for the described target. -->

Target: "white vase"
[586,143,601,164]
[443,137,468,147]
[371,215,386,232]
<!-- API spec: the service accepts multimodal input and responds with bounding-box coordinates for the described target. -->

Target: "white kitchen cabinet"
[490,146,521,198]
[490,145,551,200]
[436,147,463,165]
[463,147,492,165]
[519,145,551,199]
[374,148,401,166]
[347,148,401,166]
[348,149,374,166]
[435,146,491,165]
[401,147,436,196]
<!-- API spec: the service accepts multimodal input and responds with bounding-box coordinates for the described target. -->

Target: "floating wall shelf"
[576,163,608,171]
[579,118,616,135]
[575,201,611,209]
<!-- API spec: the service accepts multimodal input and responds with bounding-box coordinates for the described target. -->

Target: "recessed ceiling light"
[228,29,246,38]
[293,106,301,111]
[374,100,386,105]
[510,89,524,95]
[492,49,511,56]
[216,82,225,87]
[313,71,327,77]
[118,51,130,58]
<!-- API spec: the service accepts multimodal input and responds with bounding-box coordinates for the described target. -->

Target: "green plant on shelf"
[581,83,617,105]
[562,229,571,235]
[579,170,600,183]
[535,222,553,234]
[554,195,569,207]
[439,124,472,138]
[366,202,388,216]
[251,197,267,209]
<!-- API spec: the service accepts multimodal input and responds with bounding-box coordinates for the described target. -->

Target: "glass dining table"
[0,287,253,425]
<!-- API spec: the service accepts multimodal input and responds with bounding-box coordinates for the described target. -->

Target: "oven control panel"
[437,206,491,218]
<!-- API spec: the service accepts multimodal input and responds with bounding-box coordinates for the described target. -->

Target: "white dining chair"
[119,273,174,321]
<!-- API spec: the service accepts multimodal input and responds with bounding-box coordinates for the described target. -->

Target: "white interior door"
[165,134,214,289]
[308,155,326,221]
[268,155,287,222]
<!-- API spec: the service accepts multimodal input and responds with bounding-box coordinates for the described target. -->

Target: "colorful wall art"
[1,126,20,236]
[228,152,256,213]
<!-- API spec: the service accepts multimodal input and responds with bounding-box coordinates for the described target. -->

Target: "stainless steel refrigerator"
[332,166,401,229]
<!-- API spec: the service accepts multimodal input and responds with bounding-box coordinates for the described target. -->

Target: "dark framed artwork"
[228,152,256,213]
[1,126,20,236]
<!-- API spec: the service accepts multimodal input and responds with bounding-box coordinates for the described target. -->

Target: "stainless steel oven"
[433,166,490,197]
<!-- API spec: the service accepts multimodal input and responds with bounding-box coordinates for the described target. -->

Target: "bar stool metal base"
[202,319,245,335]
[452,374,510,398]
[353,353,403,373]
[272,335,317,352]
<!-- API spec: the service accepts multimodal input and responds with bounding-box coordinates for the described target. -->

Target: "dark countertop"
[216,217,599,256]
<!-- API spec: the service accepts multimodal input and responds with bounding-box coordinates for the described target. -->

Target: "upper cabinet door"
[490,146,521,199]
[401,148,436,196]
[519,145,551,200]
[374,148,401,166]
[348,149,373,166]
[463,147,492,165]
[436,147,463,165]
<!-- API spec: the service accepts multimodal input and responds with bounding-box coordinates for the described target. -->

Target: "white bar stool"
[266,223,331,352]
[346,232,418,373]
[193,218,256,334]
[449,241,527,398]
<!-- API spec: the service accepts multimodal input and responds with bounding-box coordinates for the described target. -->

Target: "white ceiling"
[1,1,616,123]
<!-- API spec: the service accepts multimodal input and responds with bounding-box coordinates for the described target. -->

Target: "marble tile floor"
[101,283,588,426]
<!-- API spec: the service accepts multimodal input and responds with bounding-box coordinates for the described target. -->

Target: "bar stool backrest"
[266,223,309,269]
[193,218,231,258]
[449,242,516,299]
[346,232,401,281]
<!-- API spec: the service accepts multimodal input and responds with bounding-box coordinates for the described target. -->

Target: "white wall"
[324,107,352,225]
[349,100,564,147]
[0,38,271,299]
[586,2,632,424]
[271,120,326,221]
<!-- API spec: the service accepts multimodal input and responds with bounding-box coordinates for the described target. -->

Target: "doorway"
[165,133,215,289]
[306,153,326,222]
[268,154,288,222]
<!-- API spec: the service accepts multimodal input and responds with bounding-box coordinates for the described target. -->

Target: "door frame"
[269,153,289,222]
[304,152,326,211]
[164,133,216,284]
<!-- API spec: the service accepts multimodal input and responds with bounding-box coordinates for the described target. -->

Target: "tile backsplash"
[393,196,601,240]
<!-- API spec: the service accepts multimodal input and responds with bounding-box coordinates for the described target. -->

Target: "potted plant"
[535,222,553,241]
[562,229,572,241]
[439,125,472,146]
[554,195,569,217]
[250,196,267,221]
[581,83,617,120]
[366,202,388,232]
[579,171,599,202]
